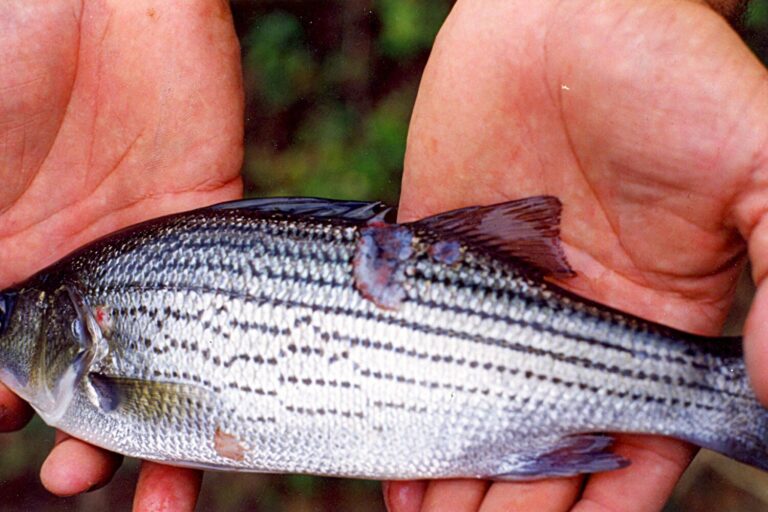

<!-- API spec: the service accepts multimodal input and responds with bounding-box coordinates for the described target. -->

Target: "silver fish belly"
[0,196,764,480]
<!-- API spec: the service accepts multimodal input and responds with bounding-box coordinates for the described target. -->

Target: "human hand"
[0,0,243,509]
[386,0,768,510]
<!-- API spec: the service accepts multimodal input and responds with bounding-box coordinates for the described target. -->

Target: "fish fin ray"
[86,373,217,417]
[210,197,395,222]
[409,196,575,277]
[490,434,630,480]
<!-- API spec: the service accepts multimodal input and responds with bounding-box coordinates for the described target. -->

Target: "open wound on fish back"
[410,195,575,277]
[353,222,413,309]
[214,427,246,461]
[491,434,629,479]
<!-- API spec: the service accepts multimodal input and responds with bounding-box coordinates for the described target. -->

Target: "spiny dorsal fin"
[210,197,395,222]
[410,196,575,278]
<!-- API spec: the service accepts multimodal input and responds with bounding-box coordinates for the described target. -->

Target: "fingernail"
[382,481,392,512]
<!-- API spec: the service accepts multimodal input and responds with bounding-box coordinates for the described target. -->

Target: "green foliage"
[375,0,450,58]
[244,11,317,112]
[745,0,768,64]
[241,1,451,204]
[747,0,768,28]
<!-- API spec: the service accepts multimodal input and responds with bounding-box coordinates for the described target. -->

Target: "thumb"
[742,212,768,404]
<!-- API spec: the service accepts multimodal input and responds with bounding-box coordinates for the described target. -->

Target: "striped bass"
[0,195,764,480]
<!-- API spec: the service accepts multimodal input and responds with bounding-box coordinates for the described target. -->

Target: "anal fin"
[491,434,630,480]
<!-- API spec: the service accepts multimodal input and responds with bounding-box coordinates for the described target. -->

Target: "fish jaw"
[0,288,46,401]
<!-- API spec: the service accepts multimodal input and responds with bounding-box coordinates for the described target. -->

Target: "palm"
[0,0,243,286]
[0,0,243,508]
[392,0,768,510]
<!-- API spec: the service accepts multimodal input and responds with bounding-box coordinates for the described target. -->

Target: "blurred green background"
[1,1,767,510]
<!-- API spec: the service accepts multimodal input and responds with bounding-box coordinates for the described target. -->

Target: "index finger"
[133,462,203,512]
[0,382,33,431]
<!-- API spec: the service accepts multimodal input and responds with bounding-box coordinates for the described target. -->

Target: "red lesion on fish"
[214,427,246,461]
[93,305,114,336]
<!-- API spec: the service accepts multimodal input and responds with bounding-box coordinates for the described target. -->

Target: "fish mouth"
[0,291,17,336]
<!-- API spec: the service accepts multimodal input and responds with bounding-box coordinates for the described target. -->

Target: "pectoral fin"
[86,373,216,420]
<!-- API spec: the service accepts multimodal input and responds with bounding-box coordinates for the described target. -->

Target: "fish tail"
[697,405,768,471]
[673,335,768,471]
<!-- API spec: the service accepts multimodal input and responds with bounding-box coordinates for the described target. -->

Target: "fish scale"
[0,196,766,480]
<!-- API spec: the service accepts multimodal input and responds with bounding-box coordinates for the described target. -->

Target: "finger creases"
[133,462,203,512]
[40,434,123,496]
[741,210,768,404]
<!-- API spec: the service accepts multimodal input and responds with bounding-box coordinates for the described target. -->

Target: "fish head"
[0,283,97,421]
[0,288,48,398]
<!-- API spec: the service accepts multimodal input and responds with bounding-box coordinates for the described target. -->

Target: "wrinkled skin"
[387,0,768,511]
[1,0,768,511]
[0,0,242,509]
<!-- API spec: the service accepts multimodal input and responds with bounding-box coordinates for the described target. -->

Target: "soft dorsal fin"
[410,196,575,278]
[210,197,395,222]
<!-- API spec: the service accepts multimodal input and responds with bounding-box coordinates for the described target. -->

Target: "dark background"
[0,1,767,510]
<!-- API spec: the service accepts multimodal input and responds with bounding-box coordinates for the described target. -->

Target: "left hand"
[0,0,243,509]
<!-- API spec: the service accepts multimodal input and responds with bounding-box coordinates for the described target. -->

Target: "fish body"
[0,196,764,480]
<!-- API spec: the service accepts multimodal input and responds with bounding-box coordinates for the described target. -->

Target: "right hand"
[387,0,768,510]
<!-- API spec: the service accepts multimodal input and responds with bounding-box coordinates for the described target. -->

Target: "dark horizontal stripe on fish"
[278,375,359,390]
[412,278,741,379]
[174,215,358,242]
[115,256,743,381]
[365,305,746,400]
[414,263,744,372]
[151,368,279,397]
[110,224,356,264]
[284,404,365,419]
[371,400,429,414]
[337,330,708,397]
[110,267,740,387]
[352,361,723,413]
[97,281,742,401]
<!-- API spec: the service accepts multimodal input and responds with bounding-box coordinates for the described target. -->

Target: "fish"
[0,195,764,480]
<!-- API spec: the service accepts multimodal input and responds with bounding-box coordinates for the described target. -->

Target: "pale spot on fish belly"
[214,427,246,461]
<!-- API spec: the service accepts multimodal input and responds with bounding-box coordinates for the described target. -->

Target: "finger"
[40,432,123,496]
[478,477,582,512]
[744,281,768,404]
[572,435,695,512]
[0,382,34,431]
[419,479,490,512]
[133,462,203,512]
[383,480,428,512]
